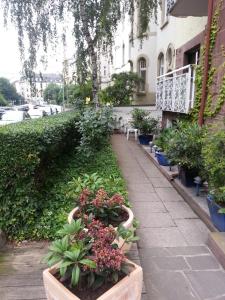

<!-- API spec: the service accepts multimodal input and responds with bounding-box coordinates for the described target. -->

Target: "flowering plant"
[76,188,127,226]
[45,219,134,291]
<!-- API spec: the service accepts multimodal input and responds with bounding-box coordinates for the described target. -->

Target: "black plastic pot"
[138,134,153,145]
[179,167,198,187]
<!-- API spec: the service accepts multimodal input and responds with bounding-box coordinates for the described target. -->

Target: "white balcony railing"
[156,65,196,114]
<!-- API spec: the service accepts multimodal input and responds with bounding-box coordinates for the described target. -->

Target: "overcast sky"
[0,13,75,82]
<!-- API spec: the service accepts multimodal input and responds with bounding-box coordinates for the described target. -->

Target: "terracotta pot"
[68,205,134,252]
[43,260,143,300]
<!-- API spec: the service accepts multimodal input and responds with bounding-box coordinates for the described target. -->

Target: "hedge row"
[0,112,80,239]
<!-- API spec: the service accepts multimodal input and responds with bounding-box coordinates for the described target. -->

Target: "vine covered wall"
[191,0,225,124]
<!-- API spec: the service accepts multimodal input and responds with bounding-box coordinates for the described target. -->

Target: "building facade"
[100,0,208,124]
[14,73,63,103]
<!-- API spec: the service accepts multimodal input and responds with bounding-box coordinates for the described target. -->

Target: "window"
[129,60,133,72]
[138,58,147,92]
[166,44,175,70]
[158,53,164,76]
[161,0,168,27]
[122,43,125,66]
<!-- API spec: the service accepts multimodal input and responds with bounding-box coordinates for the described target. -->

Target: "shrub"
[202,129,225,205]
[0,112,80,239]
[165,122,205,170]
[154,127,176,151]
[77,107,113,158]
[99,72,142,106]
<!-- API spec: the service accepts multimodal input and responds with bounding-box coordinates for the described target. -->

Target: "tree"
[99,72,142,106]
[0,93,8,106]
[43,83,63,104]
[0,77,23,105]
[2,0,158,106]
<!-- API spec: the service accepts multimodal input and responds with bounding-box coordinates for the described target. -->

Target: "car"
[0,111,30,125]
[28,108,44,119]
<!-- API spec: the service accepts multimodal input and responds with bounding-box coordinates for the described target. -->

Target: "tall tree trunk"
[79,0,99,108]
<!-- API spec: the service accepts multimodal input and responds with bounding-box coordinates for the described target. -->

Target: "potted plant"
[131,108,158,145]
[68,188,135,252]
[43,219,143,300]
[202,129,225,231]
[154,128,175,166]
[165,122,204,187]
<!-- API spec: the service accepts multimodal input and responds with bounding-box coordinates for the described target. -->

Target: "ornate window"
[138,58,147,92]
[158,53,164,76]
[161,0,168,26]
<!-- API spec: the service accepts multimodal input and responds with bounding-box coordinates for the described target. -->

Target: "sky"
[0,13,75,82]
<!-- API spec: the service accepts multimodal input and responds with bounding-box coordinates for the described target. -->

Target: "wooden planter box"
[68,205,134,253]
[43,260,143,300]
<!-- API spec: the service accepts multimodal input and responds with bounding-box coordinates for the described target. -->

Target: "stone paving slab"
[111,135,225,300]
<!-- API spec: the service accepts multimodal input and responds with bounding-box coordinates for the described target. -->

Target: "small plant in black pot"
[131,108,158,145]
[165,122,205,187]
[202,129,225,231]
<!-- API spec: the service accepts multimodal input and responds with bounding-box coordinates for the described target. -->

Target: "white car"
[28,109,44,119]
[0,111,30,125]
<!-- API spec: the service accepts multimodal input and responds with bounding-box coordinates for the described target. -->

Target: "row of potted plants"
[43,174,143,299]
[154,122,225,232]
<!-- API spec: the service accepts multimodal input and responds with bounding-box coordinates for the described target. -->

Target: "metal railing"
[156,64,196,114]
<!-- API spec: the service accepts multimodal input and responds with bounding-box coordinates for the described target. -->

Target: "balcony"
[167,0,208,17]
[156,65,196,114]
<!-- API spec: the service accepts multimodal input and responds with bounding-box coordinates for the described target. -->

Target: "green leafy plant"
[131,108,158,135]
[99,72,142,106]
[165,122,205,170]
[66,173,127,201]
[202,129,225,207]
[154,127,176,152]
[77,107,113,158]
[45,219,134,291]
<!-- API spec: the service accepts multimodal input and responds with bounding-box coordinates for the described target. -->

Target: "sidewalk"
[112,134,225,300]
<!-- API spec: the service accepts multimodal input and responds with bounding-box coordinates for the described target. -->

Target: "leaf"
[71,265,80,287]
[80,259,96,268]
[92,276,104,290]
[65,248,81,261]
[88,272,95,288]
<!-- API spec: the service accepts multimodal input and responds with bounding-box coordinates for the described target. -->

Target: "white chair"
[124,117,139,140]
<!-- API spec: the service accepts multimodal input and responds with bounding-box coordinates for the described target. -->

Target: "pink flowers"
[94,247,125,272]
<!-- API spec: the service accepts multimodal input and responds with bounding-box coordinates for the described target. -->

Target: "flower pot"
[156,152,170,166]
[207,195,225,231]
[138,134,153,145]
[179,167,198,187]
[43,260,143,300]
[68,205,134,252]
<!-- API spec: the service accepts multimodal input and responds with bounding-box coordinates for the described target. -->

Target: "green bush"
[77,107,113,158]
[202,129,225,206]
[154,127,176,151]
[165,122,205,170]
[0,112,80,239]
[131,108,158,135]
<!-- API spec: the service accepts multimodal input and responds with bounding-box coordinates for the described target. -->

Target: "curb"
[139,144,218,233]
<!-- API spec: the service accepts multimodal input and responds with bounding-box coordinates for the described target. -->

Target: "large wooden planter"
[43,260,143,300]
[68,205,134,252]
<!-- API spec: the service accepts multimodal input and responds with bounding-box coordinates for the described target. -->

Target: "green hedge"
[0,112,80,239]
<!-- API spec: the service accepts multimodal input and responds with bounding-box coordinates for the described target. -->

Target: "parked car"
[0,111,30,125]
[28,109,44,119]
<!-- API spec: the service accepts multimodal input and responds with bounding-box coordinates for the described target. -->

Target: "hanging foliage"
[1,0,158,105]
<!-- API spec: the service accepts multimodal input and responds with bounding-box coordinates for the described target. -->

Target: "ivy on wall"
[191,0,225,121]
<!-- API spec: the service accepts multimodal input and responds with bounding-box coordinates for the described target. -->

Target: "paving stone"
[124,173,149,184]
[128,183,155,193]
[150,177,173,188]
[186,255,221,270]
[166,246,210,256]
[129,191,161,202]
[163,201,198,219]
[145,271,199,300]
[132,201,167,213]
[136,212,176,228]
[151,256,189,271]
[185,270,225,299]
[155,187,183,202]
[175,219,209,246]
[137,228,187,248]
